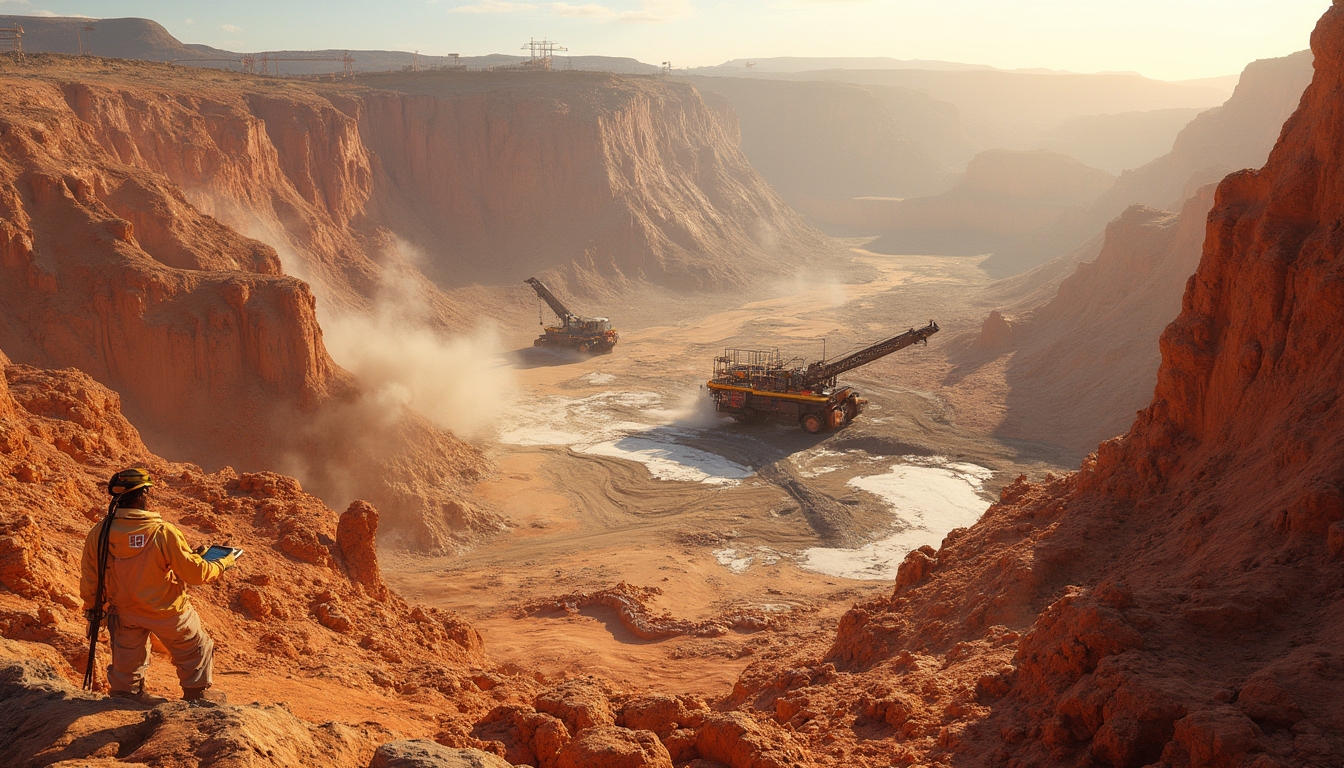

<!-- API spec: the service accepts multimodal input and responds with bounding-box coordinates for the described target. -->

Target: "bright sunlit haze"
[1,0,1327,80]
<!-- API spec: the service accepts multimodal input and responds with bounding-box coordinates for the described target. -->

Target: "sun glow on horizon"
[4,0,1329,80]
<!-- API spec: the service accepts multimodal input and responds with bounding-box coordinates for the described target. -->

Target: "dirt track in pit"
[383,246,1068,697]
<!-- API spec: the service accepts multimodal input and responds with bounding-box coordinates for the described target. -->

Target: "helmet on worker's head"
[107,467,154,496]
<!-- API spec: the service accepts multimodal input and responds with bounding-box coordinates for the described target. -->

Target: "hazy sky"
[1,0,1329,79]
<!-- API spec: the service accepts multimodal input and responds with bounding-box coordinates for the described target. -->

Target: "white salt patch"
[582,372,616,385]
[497,390,750,485]
[758,603,792,613]
[711,546,784,575]
[798,457,993,581]
[580,437,752,485]
[713,548,754,574]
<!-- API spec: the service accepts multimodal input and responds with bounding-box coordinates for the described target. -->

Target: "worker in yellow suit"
[80,468,238,703]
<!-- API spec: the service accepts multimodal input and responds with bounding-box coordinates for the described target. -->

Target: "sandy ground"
[383,247,1063,698]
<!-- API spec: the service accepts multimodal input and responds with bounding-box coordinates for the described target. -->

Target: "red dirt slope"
[724,4,1344,766]
[0,347,541,765]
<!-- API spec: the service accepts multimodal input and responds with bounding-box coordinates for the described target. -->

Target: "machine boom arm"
[801,321,939,387]
[525,277,578,326]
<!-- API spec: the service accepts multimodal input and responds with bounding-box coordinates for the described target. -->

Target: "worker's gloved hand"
[216,552,238,571]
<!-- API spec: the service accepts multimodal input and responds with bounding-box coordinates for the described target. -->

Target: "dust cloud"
[319,267,515,440]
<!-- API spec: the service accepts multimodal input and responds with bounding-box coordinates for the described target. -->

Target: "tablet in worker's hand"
[202,546,244,562]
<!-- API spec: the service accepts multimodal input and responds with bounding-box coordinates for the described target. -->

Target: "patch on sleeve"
[128,533,146,548]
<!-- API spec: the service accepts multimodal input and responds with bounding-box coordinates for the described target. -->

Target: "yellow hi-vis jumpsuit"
[79,509,230,693]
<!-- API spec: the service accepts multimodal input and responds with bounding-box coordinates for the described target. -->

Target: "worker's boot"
[110,687,169,706]
[182,686,227,705]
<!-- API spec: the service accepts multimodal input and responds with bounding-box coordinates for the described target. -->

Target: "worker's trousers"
[107,603,213,693]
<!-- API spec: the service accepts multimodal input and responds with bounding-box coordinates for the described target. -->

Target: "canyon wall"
[984,50,1313,276]
[725,5,1344,765]
[357,71,824,291]
[780,67,1230,150]
[1034,107,1204,175]
[961,186,1216,460]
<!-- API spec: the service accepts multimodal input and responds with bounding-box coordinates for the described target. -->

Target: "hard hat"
[107,468,154,496]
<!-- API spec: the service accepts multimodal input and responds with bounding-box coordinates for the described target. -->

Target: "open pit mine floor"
[385,248,1070,697]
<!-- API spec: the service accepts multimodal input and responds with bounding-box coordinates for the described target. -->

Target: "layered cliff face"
[357,70,824,290]
[724,5,1344,766]
[0,73,343,464]
[1098,51,1315,214]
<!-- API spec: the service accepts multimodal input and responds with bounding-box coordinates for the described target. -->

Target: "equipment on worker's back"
[84,468,155,690]
[525,277,619,353]
[706,321,939,433]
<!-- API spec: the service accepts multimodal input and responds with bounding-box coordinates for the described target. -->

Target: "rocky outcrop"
[0,640,394,768]
[521,582,777,640]
[462,678,811,768]
[723,6,1344,766]
[0,351,498,717]
[337,500,388,600]
[370,739,516,768]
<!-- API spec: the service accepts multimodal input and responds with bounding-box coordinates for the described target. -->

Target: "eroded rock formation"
[684,76,954,232]
[521,582,776,641]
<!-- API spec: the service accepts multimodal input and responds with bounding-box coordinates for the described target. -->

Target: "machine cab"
[577,316,612,332]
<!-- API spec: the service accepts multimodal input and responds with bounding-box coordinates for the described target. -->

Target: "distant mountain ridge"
[0,14,659,74]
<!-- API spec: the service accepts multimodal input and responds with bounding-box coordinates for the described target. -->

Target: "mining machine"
[525,277,619,353]
[707,321,939,433]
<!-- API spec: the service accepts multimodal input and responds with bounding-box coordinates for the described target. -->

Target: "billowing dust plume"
[319,253,516,441]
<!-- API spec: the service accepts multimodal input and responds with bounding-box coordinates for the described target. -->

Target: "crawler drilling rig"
[706,321,939,433]
[525,277,619,353]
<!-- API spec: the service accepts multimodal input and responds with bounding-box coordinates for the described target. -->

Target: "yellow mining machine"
[707,321,939,433]
[525,277,619,353]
